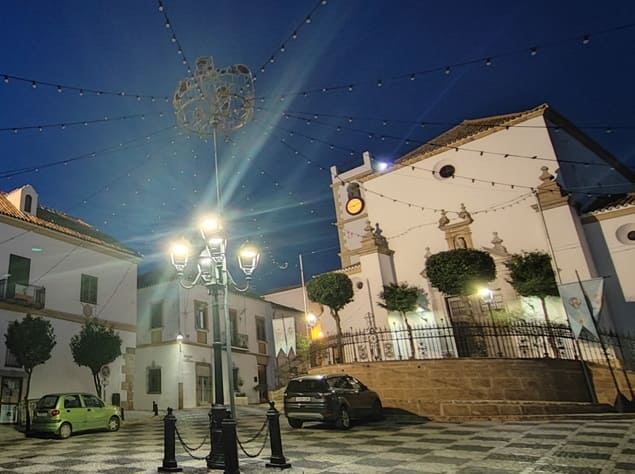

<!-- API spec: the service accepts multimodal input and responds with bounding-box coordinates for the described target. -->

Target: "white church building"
[266,104,635,346]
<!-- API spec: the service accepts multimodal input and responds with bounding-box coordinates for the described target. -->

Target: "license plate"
[37,412,48,417]
[295,396,311,402]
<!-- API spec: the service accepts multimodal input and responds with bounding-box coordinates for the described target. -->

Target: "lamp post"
[479,288,503,357]
[170,216,259,470]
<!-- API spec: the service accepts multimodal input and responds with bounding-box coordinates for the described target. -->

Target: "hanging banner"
[558,278,604,339]
[273,317,297,357]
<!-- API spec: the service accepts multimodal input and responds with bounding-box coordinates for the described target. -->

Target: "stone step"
[435,400,622,421]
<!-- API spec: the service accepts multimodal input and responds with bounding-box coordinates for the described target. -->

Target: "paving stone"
[0,409,634,473]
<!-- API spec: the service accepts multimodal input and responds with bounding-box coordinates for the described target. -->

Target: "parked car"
[31,393,121,439]
[283,374,383,429]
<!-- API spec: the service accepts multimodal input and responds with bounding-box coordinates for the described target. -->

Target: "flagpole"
[575,271,630,411]
[299,254,310,338]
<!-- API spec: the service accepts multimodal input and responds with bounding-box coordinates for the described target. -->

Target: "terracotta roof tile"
[0,192,140,258]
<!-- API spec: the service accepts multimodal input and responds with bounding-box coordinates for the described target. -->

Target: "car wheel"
[58,423,72,439]
[335,407,351,430]
[371,400,384,421]
[287,417,303,429]
[108,416,121,432]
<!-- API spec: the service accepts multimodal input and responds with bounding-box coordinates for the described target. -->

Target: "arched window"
[24,195,32,213]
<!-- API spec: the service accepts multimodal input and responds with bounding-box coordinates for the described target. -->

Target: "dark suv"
[283,374,382,429]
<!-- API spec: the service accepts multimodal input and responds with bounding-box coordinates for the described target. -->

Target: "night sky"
[2,1,634,293]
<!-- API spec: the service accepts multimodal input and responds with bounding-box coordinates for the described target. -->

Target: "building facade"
[267,105,635,346]
[136,270,276,410]
[0,185,139,423]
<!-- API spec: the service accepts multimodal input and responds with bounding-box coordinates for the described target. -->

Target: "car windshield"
[36,395,59,409]
[287,379,329,393]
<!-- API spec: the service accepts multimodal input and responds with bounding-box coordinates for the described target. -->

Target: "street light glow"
[200,216,224,244]
[170,240,190,270]
[479,287,493,300]
[237,242,260,277]
[306,312,317,327]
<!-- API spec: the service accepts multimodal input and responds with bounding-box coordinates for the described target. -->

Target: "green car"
[31,393,121,439]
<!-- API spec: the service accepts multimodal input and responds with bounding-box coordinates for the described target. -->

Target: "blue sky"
[1,1,634,293]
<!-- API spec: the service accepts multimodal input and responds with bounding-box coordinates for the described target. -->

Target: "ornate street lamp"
[479,288,503,357]
[170,216,259,470]
[172,56,256,470]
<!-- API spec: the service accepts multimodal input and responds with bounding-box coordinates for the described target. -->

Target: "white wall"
[0,220,138,405]
[136,279,275,408]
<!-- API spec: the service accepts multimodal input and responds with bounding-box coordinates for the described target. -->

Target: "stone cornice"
[0,301,136,333]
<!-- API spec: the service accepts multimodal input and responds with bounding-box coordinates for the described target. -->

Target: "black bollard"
[206,405,229,469]
[265,401,291,469]
[221,414,239,474]
[158,407,182,473]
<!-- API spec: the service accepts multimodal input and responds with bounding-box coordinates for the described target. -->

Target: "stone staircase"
[435,400,623,421]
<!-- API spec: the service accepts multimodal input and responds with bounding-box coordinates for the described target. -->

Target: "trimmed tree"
[425,249,496,357]
[425,249,496,298]
[70,318,122,399]
[503,251,559,323]
[504,251,560,355]
[306,272,353,363]
[5,313,56,433]
[378,283,428,359]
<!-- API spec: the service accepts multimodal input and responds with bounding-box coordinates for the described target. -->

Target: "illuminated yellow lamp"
[238,242,260,277]
[199,215,224,244]
[479,287,493,300]
[170,240,191,271]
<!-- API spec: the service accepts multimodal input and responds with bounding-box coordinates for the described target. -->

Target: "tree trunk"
[541,297,560,358]
[332,309,344,364]
[24,369,32,435]
[402,313,416,359]
[93,371,102,399]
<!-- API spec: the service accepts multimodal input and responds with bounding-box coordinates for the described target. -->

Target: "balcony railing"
[0,278,46,309]
[231,333,249,349]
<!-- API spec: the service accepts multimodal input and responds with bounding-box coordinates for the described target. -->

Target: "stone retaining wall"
[308,359,634,418]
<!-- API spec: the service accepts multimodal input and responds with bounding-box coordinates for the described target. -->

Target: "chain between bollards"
[265,401,291,469]
[158,407,183,473]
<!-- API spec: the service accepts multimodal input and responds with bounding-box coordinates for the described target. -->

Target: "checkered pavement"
[0,407,634,473]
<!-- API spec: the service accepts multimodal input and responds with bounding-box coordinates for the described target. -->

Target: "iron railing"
[0,278,46,309]
[308,321,635,368]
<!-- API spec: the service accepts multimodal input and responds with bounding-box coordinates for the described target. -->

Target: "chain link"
[236,417,268,444]
[237,429,269,458]
[175,426,209,460]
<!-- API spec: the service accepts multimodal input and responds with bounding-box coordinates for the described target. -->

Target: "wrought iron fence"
[308,321,635,369]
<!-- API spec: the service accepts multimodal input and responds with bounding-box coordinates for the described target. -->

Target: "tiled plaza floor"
[0,407,633,473]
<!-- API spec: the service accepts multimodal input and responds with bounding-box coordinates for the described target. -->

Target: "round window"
[615,223,635,245]
[439,165,455,178]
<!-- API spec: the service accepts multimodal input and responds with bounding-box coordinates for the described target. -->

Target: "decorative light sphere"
[173,57,255,134]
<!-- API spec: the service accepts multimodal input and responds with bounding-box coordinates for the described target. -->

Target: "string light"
[0,125,177,179]
[263,106,635,134]
[254,21,635,101]
[156,0,195,80]
[267,109,625,169]
[254,0,327,78]
[0,72,168,101]
[0,110,169,134]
